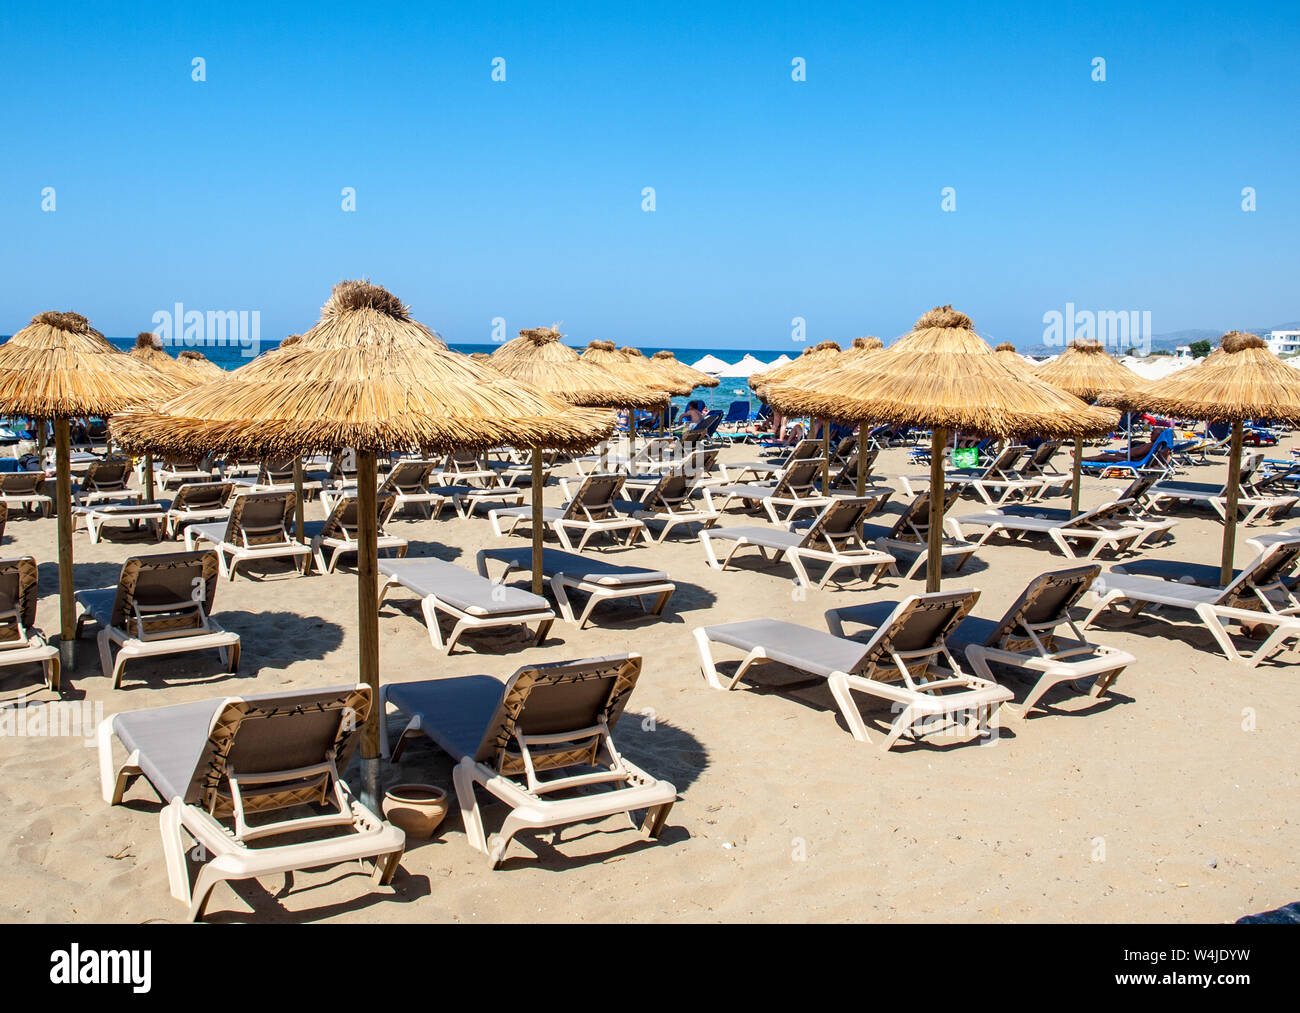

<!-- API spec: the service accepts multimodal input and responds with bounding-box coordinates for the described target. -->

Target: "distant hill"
[1017,322,1300,357]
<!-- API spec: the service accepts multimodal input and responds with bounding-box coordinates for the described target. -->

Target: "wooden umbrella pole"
[927,426,945,593]
[531,450,545,595]
[1071,436,1083,517]
[356,450,381,809]
[855,421,867,497]
[821,419,830,494]
[143,452,155,503]
[35,417,45,455]
[292,458,306,543]
[55,417,75,669]
[1220,420,1244,587]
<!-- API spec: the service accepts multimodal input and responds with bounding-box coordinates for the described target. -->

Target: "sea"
[103,338,770,417]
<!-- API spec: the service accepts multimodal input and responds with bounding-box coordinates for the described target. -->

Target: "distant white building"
[1175,345,1193,359]
[1268,330,1300,357]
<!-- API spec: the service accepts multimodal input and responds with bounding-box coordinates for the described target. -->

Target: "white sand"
[1,437,1297,923]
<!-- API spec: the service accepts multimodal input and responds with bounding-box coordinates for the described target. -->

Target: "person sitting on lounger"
[681,400,707,426]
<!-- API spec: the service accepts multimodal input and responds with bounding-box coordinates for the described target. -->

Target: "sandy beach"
[1,436,1297,924]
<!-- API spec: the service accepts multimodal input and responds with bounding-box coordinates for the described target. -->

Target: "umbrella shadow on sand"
[373,714,706,871]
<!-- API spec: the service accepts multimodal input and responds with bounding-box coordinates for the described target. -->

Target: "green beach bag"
[951,447,978,469]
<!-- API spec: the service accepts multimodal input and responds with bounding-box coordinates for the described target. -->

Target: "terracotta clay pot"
[383,783,449,839]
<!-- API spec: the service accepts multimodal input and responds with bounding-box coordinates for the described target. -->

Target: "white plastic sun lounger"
[301,492,408,574]
[381,654,675,868]
[184,490,313,580]
[711,457,832,524]
[74,459,140,507]
[899,444,1044,505]
[72,500,168,543]
[946,499,1148,559]
[870,486,979,579]
[160,481,234,539]
[694,590,1011,749]
[931,564,1132,720]
[0,471,52,517]
[378,557,555,653]
[1083,537,1300,666]
[74,550,241,687]
[0,556,60,691]
[613,472,719,542]
[489,474,648,550]
[98,683,405,921]
[477,546,676,627]
[699,494,896,588]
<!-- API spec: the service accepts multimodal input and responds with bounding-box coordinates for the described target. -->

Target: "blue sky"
[0,2,1296,350]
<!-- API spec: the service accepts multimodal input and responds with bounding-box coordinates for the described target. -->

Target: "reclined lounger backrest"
[851,590,981,683]
[109,550,222,638]
[474,654,642,777]
[980,564,1100,653]
[0,556,40,646]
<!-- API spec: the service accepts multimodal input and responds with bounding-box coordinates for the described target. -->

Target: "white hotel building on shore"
[1268,330,1300,357]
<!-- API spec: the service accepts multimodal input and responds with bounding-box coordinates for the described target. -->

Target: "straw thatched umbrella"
[130,333,204,501]
[651,350,719,391]
[579,340,671,441]
[176,349,226,381]
[112,281,615,804]
[492,327,665,593]
[0,312,180,671]
[752,341,844,492]
[763,307,1117,591]
[1104,331,1300,584]
[1035,340,1146,515]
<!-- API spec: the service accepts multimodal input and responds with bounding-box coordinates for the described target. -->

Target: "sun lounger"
[477,546,675,627]
[97,683,404,921]
[946,499,1148,559]
[900,443,1045,505]
[869,486,978,578]
[0,556,59,691]
[723,438,822,482]
[378,557,555,653]
[694,590,1012,749]
[184,490,313,579]
[614,472,719,542]
[154,456,215,490]
[0,471,51,517]
[1083,537,1300,665]
[160,481,234,538]
[231,456,327,497]
[74,458,139,506]
[711,457,831,523]
[74,549,241,687]
[489,474,648,550]
[73,500,167,543]
[381,654,675,868]
[699,495,896,588]
[300,491,408,574]
[938,565,1134,719]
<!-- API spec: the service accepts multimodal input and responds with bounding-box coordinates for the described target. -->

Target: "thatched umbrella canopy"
[750,340,843,397]
[651,350,719,390]
[578,341,672,438]
[1107,331,1300,583]
[618,346,694,398]
[494,329,666,408]
[112,281,614,805]
[763,307,1117,590]
[130,333,204,499]
[492,327,665,593]
[992,342,1038,378]
[0,311,181,675]
[176,349,226,381]
[1035,339,1147,513]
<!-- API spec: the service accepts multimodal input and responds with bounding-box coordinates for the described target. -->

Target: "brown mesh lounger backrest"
[979,564,1101,654]
[108,550,221,638]
[184,684,372,816]
[0,472,45,496]
[83,459,132,491]
[800,495,882,553]
[1219,538,1300,611]
[472,654,642,776]
[851,590,981,684]
[223,491,296,547]
[0,555,40,646]
[172,481,233,511]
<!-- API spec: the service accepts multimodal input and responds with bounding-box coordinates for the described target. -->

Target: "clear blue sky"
[0,1,1296,350]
